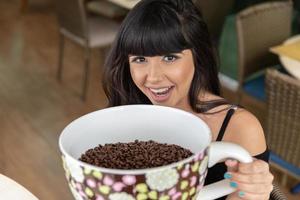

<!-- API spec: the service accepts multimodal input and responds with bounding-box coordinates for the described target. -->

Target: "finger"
[238,159,269,174]
[225,159,239,172]
[229,181,273,195]
[232,190,271,200]
[229,172,274,184]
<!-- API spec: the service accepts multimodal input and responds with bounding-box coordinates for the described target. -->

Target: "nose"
[146,61,164,83]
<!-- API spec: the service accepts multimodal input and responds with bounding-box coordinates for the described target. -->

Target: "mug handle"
[196,141,253,200]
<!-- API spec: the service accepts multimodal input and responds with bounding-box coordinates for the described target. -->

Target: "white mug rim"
[59,105,212,175]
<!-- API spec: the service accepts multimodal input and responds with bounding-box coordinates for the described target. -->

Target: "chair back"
[54,0,87,39]
[266,69,300,168]
[236,1,292,86]
[193,0,234,41]
[270,183,287,200]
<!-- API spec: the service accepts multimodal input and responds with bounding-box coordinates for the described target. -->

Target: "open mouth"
[149,86,173,95]
[147,86,174,102]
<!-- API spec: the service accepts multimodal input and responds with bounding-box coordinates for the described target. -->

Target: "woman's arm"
[223,109,274,200]
[224,109,266,155]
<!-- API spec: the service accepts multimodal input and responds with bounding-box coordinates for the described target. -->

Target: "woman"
[103,0,274,199]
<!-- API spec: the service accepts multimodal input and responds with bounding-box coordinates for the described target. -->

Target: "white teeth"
[149,87,171,93]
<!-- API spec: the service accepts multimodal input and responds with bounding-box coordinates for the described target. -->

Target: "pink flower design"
[197,184,203,191]
[190,176,197,187]
[96,195,105,200]
[197,152,204,160]
[103,176,114,186]
[76,183,82,191]
[113,182,126,192]
[181,169,190,178]
[122,175,136,185]
[172,192,182,200]
[168,187,177,196]
[87,179,96,188]
[79,191,87,198]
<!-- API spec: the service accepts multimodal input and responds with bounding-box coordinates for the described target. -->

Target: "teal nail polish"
[238,191,245,197]
[230,181,238,188]
[224,172,232,179]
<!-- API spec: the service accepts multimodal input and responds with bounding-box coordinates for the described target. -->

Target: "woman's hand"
[224,159,274,200]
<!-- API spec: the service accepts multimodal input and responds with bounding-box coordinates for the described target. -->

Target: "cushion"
[243,73,266,101]
[270,152,300,176]
[242,66,287,101]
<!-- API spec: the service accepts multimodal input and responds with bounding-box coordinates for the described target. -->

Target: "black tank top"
[204,105,270,200]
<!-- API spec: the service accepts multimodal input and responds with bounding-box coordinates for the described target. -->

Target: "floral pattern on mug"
[199,156,208,175]
[61,148,209,200]
[146,168,179,191]
[69,183,85,200]
[65,156,85,183]
[109,192,135,200]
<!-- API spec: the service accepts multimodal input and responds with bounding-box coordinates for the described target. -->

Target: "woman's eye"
[131,57,146,63]
[163,55,178,62]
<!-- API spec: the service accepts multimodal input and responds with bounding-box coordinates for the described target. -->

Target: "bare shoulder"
[223,108,267,156]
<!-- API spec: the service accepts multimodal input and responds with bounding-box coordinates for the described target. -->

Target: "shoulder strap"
[216,105,238,141]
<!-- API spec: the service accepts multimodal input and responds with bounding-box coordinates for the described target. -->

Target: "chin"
[152,101,174,108]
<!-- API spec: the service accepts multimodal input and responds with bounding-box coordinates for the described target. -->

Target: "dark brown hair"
[103,0,226,112]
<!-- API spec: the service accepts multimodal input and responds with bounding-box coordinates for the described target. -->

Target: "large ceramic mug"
[59,105,252,200]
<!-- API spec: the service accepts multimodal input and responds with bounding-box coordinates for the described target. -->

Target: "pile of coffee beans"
[79,140,193,169]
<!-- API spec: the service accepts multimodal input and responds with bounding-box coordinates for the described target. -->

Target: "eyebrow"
[128,55,142,58]
[129,52,184,58]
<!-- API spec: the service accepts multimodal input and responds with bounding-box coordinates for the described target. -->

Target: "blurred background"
[0,0,299,199]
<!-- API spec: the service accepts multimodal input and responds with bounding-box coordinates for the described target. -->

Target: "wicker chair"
[54,0,119,100]
[266,69,300,191]
[270,184,287,200]
[235,1,292,114]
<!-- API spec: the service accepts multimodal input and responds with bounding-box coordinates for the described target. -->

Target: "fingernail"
[230,181,238,188]
[238,191,245,197]
[224,172,232,179]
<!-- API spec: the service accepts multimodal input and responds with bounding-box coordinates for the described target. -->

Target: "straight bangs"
[120,5,191,56]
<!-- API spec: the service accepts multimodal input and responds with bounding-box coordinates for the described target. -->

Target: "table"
[271,35,300,80]
[0,174,39,200]
[107,0,140,9]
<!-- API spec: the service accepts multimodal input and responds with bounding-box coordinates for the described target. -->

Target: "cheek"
[182,61,195,84]
[170,65,195,86]
[130,67,145,87]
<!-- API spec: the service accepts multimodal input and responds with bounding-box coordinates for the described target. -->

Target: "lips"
[149,86,172,95]
[147,86,174,102]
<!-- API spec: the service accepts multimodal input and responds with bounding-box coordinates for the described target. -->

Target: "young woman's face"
[129,49,195,110]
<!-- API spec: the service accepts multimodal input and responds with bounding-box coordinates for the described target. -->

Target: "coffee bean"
[79,140,193,169]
